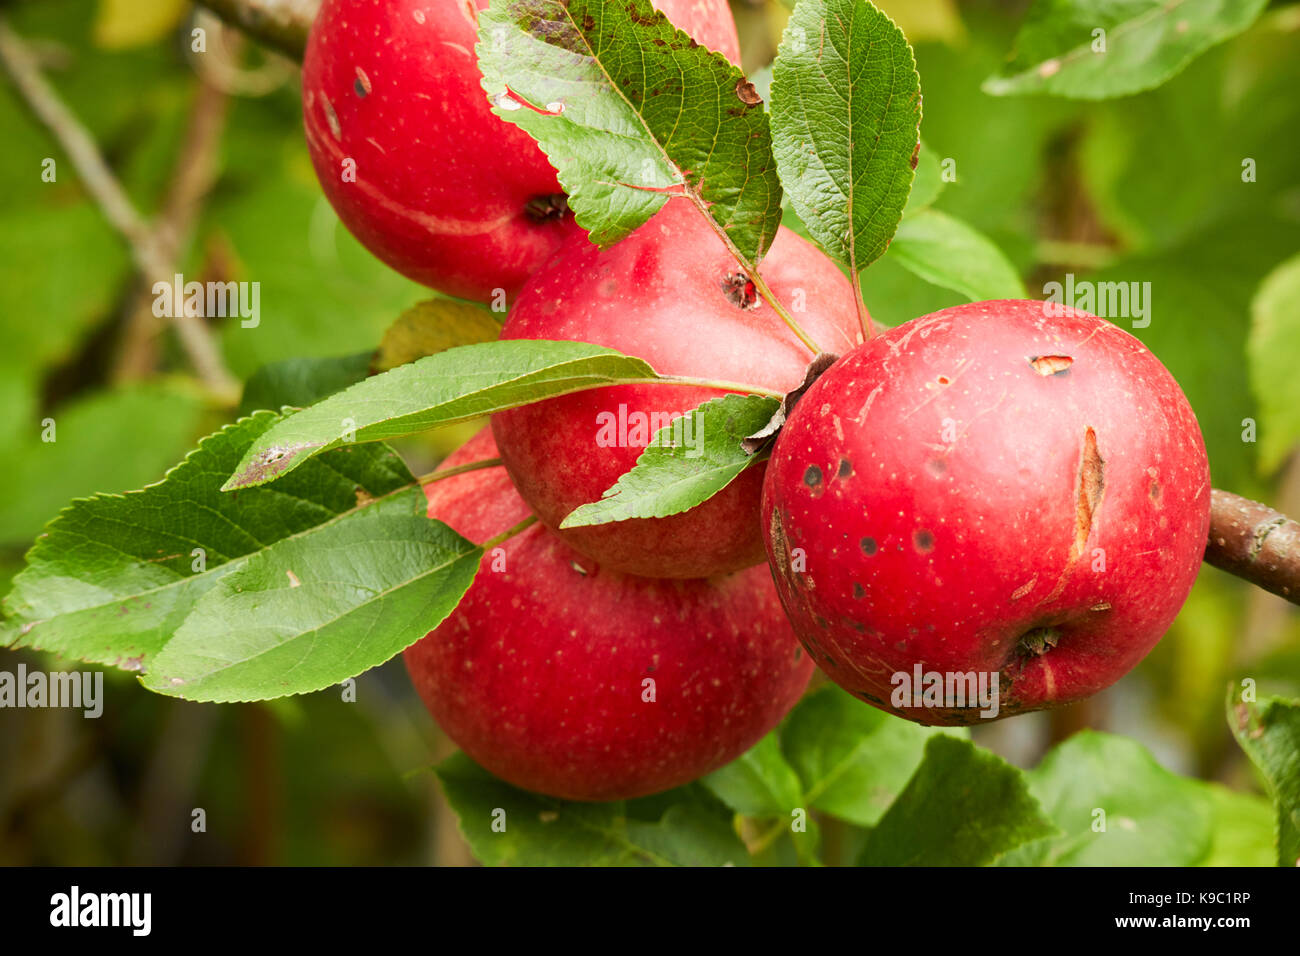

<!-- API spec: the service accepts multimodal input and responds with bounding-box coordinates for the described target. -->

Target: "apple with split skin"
[301,0,741,304]
[761,299,1211,725]
[491,199,864,579]
[403,429,814,802]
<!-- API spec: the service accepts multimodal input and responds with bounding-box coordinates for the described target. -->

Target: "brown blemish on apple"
[720,272,760,310]
[838,458,853,478]
[853,582,865,599]
[860,536,877,556]
[914,529,934,553]
[322,97,342,139]
[1030,355,1073,376]
[804,464,823,489]
[1010,575,1038,601]
[353,67,372,97]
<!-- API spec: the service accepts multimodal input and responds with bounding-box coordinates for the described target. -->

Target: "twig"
[115,48,234,384]
[0,17,240,401]
[194,0,319,60]
[1205,489,1300,606]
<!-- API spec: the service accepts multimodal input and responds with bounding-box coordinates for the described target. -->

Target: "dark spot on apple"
[353,77,368,98]
[914,530,934,553]
[860,536,877,556]
[853,582,865,599]
[525,193,570,223]
[804,464,823,488]
[927,458,947,476]
[793,646,803,661]
[814,614,830,630]
[838,458,853,478]
[1149,480,1161,500]
[1030,355,1073,376]
[720,272,760,310]
[823,653,837,668]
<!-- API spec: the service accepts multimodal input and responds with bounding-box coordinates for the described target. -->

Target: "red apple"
[302,0,741,303]
[761,300,1211,725]
[491,200,864,579]
[404,429,814,801]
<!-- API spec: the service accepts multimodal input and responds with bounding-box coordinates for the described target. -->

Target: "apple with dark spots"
[761,300,1211,725]
[403,429,814,801]
[301,0,741,304]
[491,200,864,579]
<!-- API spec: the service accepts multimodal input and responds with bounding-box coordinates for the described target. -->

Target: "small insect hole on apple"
[720,272,760,310]
[1018,625,1062,657]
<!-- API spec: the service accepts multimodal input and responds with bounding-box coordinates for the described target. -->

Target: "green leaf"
[373,298,502,372]
[1198,784,1277,867]
[1230,693,1300,867]
[3,412,413,671]
[0,382,207,545]
[770,0,920,276]
[225,341,659,490]
[702,732,803,819]
[477,0,780,260]
[886,209,1027,302]
[780,685,965,827]
[859,735,1056,866]
[435,753,749,866]
[239,352,374,417]
[560,393,777,528]
[141,493,481,702]
[997,731,1215,866]
[984,0,1269,100]
[1247,253,1300,474]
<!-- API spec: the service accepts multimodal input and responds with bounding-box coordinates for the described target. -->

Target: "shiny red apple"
[404,429,814,801]
[761,300,1211,725]
[301,0,741,303]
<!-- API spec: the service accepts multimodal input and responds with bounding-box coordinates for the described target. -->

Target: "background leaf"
[1247,253,1300,474]
[858,735,1056,866]
[435,753,749,866]
[1230,694,1300,867]
[984,0,1269,100]
[887,208,1027,302]
[779,686,965,827]
[373,298,502,373]
[996,731,1215,866]
[239,352,374,417]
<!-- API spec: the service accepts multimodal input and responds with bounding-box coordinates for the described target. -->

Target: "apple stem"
[747,268,825,356]
[651,376,785,401]
[480,515,539,551]
[853,276,874,342]
[1205,489,1300,607]
[415,457,503,486]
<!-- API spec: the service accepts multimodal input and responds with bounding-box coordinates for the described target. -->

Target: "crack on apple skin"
[1029,354,1073,376]
[1041,426,1106,605]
